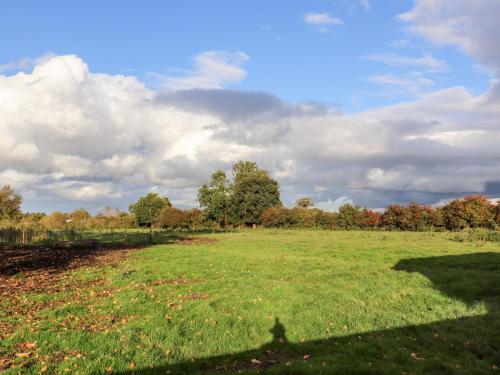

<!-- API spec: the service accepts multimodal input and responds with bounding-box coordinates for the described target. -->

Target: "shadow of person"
[116,252,500,374]
[269,317,288,345]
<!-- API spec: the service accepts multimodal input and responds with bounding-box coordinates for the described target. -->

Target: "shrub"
[442,195,495,230]
[289,208,317,227]
[260,207,292,228]
[360,209,382,229]
[156,207,201,230]
[495,201,500,226]
[336,204,363,230]
[315,210,337,229]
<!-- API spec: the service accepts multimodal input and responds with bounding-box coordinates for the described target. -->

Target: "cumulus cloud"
[2,0,500,214]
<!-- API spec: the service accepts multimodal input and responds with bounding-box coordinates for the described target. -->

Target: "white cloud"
[155,51,249,90]
[399,0,500,73]
[2,2,500,216]
[304,12,343,33]
[366,52,448,72]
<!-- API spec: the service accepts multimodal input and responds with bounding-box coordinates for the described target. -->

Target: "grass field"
[1,230,499,374]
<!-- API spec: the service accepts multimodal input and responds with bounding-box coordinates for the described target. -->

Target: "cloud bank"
[1,0,500,213]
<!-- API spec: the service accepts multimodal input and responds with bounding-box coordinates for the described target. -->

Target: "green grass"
[1,230,499,374]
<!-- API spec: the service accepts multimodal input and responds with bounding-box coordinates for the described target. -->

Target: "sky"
[1,0,499,213]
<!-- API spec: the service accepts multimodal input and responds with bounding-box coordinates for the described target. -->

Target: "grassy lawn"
[1,230,499,374]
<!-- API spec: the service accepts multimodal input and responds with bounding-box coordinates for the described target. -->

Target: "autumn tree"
[156,207,201,230]
[40,212,68,229]
[295,197,314,209]
[0,185,22,222]
[66,209,92,229]
[336,204,363,230]
[442,195,495,230]
[129,193,171,227]
[360,209,382,229]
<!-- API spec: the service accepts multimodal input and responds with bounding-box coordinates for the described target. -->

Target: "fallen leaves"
[410,352,425,361]
[14,352,30,358]
[0,358,12,371]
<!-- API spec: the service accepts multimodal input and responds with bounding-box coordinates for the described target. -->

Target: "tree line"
[1,161,500,231]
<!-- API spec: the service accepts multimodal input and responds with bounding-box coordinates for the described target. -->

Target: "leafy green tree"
[0,185,22,222]
[336,204,363,229]
[198,170,231,227]
[129,193,171,227]
[229,161,281,225]
[295,197,314,209]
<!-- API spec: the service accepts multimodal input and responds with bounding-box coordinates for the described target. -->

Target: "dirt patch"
[0,244,138,276]
[0,246,136,341]
[177,237,218,245]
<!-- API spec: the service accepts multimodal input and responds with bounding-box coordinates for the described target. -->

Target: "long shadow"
[118,252,500,374]
[0,233,187,276]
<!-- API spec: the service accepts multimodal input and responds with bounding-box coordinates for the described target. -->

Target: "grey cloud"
[2,41,500,214]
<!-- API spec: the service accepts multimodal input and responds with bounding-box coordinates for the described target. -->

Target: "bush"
[315,210,337,229]
[289,208,317,227]
[156,207,201,230]
[360,209,382,229]
[260,207,292,228]
[442,195,495,230]
[336,204,363,230]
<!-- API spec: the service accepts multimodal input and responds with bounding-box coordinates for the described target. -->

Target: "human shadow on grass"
[118,252,500,374]
[0,232,190,276]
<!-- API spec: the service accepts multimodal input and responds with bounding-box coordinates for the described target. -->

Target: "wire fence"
[0,228,157,247]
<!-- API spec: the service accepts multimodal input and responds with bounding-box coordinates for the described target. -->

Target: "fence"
[0,228,156,247]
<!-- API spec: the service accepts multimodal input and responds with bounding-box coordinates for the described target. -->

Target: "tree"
[156,206,201,230]
[129,193,171,227]
[198,170,231,227]
[229,161,281,225]
[336,204,363,229]
[0,185,22,222]
[40,211,68,229]
[360,209,382,229]
[382,204,403,230]
[495,201,500,226]
[315,210,337,229]
[295,197,314,209]
[68,209,91,229]
[442,195,495,230]
[260,207,291,228]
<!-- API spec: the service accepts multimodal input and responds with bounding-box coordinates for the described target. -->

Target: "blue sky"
[0,0,489,112]
[1,0,499,213]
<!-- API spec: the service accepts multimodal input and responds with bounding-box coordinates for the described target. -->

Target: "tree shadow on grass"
[118,252,500,374]
[0,232,189,276]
